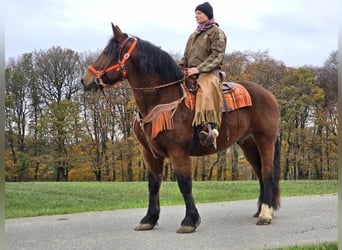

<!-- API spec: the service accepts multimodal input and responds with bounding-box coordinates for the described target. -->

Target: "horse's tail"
[272,134,281,210]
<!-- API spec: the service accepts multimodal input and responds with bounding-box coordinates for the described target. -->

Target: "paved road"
[6,194,337,250]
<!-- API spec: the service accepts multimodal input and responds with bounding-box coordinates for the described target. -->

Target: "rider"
[179,2,227,150]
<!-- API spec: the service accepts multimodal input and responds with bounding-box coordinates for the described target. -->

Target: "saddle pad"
[184,82,252,112]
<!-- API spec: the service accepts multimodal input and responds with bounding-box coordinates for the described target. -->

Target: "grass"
[275,241,338,250]
[5,180,337,219]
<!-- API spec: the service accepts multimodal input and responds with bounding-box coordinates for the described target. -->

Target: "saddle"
[135,73,252,149]
[184,79,252,112]
[184,72,252,150]
[185,71,234,93]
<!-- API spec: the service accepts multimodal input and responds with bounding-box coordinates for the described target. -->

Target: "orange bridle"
[88,37,138,88]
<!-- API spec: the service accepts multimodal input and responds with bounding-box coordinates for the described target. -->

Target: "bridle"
[87,36,185,95]
[88,37,138,89]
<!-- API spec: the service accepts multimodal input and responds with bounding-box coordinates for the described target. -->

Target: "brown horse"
[82,24,280,234]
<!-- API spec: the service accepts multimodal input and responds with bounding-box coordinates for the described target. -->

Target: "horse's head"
[81,23,138,92]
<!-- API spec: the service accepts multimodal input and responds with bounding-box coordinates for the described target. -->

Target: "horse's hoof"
[134,223,155,231]
[257,203,273,225]
[256,218,271,225]
[176,225,196,234]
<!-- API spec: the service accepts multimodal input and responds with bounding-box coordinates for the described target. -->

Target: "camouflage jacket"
[180,24,227,73]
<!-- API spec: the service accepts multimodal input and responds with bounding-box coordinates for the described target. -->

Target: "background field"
[5,180,337,219]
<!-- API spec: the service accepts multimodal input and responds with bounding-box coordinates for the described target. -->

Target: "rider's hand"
[186,67,199,76]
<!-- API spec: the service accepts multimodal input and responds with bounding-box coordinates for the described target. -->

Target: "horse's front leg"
[135,149,164,231]
[171,153,201,233]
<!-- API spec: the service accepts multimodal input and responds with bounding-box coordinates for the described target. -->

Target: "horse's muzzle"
[81,78,99,92]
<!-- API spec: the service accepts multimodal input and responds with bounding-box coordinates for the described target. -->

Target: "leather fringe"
[192,110,221,127]
[151,110,175,139]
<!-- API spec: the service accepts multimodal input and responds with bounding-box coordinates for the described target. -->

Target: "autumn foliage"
[5,48,337,181]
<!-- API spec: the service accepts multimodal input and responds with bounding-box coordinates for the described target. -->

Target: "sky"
[5,0,338,67]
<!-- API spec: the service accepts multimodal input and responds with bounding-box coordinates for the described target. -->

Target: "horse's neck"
[129,76,181,117]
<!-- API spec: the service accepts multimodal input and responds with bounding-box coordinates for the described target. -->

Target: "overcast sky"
[5,0,338,67]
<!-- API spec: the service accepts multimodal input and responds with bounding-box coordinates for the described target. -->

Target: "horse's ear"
[111,23,124,40]
[111,22,116,35]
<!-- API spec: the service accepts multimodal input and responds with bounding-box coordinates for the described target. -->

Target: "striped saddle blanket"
[184,82,252,112]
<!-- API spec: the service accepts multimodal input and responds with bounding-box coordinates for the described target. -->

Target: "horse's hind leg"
[240,134,280,225]
[135,148,164,231]
[170,152,201,233]
[238,137,263,217]
[253,133,280,225]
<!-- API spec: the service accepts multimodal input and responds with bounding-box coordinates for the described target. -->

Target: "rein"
[118,78,185,91]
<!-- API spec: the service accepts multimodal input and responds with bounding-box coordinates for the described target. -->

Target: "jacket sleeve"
[179,54,187,68]
[179,35,193,67]
[197,28,227,73]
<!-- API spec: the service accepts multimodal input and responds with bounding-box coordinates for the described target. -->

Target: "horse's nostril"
[81,79,84,85]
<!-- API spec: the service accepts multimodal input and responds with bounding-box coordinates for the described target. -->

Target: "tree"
[278,66,331,179]
[314,50,338,178]
[83,91,113,181]
[224,51,249,81]
[38,99,83,181]
[5,56,31,180]
[22,53,45,180]
[34,47,83,181]
[34,46,82,103]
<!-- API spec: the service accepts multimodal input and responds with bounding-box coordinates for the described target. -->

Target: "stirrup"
[199,124,218,150]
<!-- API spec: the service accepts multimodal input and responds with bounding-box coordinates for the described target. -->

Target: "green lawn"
[275,242,338,250]
[5,180,337,219]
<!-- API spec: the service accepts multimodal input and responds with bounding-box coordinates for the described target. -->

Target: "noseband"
[88,37,138,88]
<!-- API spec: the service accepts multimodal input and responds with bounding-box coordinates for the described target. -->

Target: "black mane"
[103,35,183,82]
[103,38,119,57]
[135,38,184,82]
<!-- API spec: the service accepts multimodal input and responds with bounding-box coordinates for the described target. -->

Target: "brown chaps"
[192,72,223,128]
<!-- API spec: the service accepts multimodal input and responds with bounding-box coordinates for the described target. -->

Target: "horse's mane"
[103,35,183,82]
[135,38,183,82]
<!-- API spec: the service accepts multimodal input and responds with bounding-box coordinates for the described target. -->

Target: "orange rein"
[88,37,138,88]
